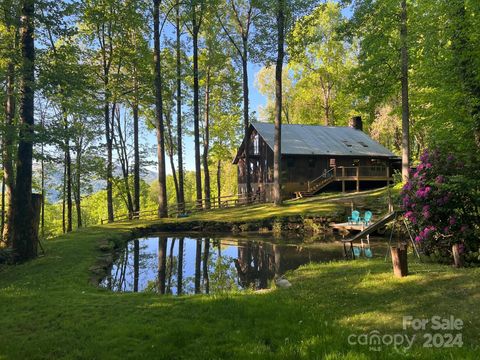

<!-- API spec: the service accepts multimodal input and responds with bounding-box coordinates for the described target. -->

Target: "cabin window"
[308,158,316,168]
[353,159,360,166]
[329,158,336,167]
[253,134,259,155]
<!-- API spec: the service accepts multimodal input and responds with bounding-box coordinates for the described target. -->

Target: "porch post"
[356,167,360,192]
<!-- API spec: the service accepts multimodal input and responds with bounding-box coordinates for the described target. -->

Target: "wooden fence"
[100,191,266,224]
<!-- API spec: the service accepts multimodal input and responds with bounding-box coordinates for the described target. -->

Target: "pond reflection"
[100,235,385,295]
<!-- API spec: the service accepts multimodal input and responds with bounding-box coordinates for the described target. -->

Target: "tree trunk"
[452,244,464,268]
[176,1,185,213]
[153,0,168,218]
[165,112,180,204]
[242,52,252,198]
[74,144,82,228]
[273,0,285,206]
[41,133,46,235]
[104,81,114,222]
[31,194,42,242]
[113,108,134,217]
[217,159,221,206]
[1,177,4,242]
[12,0,36,261]
[133,102,140,218]
[64,126,73,232]
[3,60,16,246]
[391,244,408,277]
[400,0,410,181]
[192,11,203,209]
[62,159,66,234]
[203,68,211,209]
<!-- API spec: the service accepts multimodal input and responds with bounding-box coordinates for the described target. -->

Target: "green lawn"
[0,190,478,359]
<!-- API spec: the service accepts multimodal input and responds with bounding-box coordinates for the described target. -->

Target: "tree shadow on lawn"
[2,257,478,359]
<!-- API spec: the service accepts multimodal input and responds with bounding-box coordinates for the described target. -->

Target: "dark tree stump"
[452,244,463,268]
[391,243,408,277]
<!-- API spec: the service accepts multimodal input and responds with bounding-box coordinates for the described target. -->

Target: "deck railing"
[335,166,390,178]
[307,168,335,192]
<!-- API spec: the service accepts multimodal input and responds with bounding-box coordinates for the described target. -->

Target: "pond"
[100,233,388,295]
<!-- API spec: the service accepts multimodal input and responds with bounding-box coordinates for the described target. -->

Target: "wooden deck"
[294,166,393,199]
[330,222,368,232]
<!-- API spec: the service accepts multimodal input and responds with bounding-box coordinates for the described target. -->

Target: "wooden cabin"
[233,118,400,201]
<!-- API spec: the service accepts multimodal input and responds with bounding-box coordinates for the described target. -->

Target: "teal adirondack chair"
[348,210,360,224]
[363,211,373,226]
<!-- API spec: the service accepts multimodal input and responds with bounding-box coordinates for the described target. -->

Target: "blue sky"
[150,62,266,175]
[152,2,354,175]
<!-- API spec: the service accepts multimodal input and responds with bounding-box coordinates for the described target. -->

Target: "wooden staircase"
[294,168,336,199]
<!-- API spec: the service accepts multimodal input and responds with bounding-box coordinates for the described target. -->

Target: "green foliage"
[347,0,480,159]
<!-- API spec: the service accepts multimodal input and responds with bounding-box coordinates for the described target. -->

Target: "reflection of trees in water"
[177,238,184,295]
[183,239,238,294]
[194,239,201,294]
[202,238,210,294]
[157,237,167,294]
[106,241,155,292]
[234,241,275,290]
[104,237,281,294]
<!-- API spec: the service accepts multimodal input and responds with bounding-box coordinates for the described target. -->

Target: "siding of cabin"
[237,128,397,201]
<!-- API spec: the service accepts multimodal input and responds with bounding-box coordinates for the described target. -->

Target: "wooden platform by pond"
[331,212,397,236]
[331,222,368,232]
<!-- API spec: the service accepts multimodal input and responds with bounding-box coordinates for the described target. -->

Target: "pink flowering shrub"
[401,149,480,265]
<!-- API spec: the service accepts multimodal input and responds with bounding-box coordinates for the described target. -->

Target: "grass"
[0,188,478,359]
[142,187,396,224]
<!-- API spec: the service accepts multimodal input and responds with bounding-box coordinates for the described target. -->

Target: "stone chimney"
[349,116,363,131]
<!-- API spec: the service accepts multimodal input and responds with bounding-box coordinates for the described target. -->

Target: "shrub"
[401,149,480,265]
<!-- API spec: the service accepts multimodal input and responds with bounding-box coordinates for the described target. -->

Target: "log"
[391,243,408,277]
[452,243,463,268]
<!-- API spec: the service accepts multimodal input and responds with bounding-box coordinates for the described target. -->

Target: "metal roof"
[252,122,396,157]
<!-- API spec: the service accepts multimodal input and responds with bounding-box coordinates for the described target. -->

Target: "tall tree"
[80,0,121,223]
[272,0,285,206]
[253,0,318,204]
[400,0,410,180]
[12,0,36,260]
[153,0,168,217]
[217,0,256,198]
[189,0,205,208]
[1,0,19,246]
[175,0,185,212]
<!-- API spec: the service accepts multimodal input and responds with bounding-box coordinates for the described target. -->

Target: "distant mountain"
[34,163,157,203]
